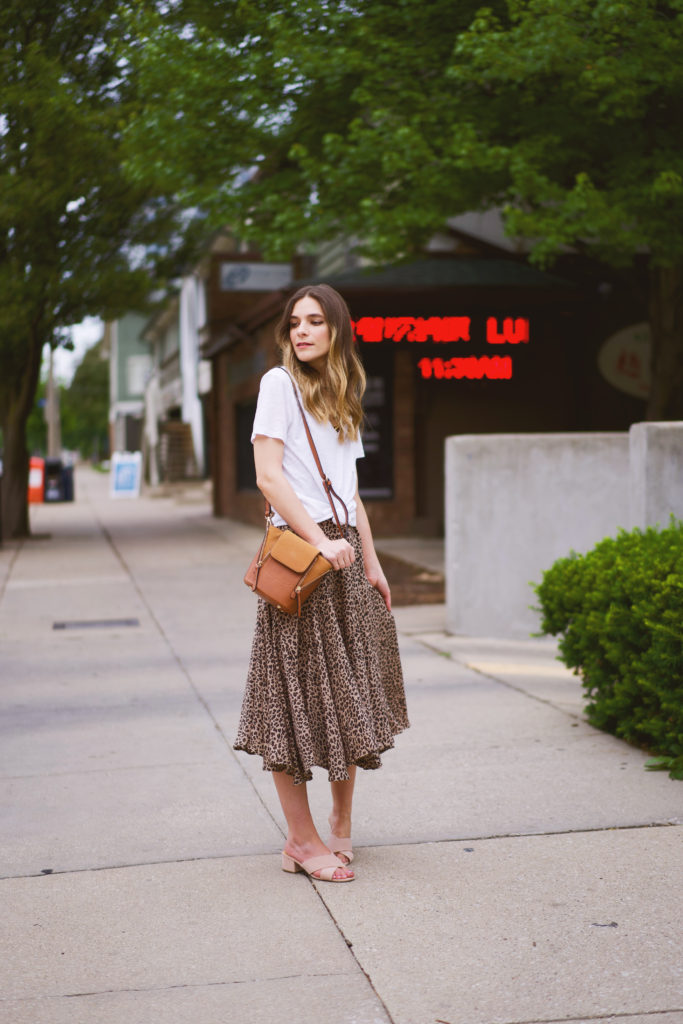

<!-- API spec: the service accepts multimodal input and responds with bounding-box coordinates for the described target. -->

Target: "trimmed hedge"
[534,519,683,780]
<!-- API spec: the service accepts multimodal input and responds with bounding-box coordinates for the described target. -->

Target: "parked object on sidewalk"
[61,463,74,502]
[28,456,45,504]
[42,458,75,503]
[110,451,142,499]
[44,459,63,502]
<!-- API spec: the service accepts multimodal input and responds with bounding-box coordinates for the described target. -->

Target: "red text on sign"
[352,315,530,345]
[486,317,529,344]
[353,316,471,343]
[417,356,513,380]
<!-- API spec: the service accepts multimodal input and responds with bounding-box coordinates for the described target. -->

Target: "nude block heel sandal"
[327,833,354,864]
[281,851,353,882]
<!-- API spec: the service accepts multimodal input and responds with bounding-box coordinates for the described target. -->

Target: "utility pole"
[45,346,62,458]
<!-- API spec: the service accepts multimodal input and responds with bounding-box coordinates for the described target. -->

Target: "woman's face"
[289,296,331,372]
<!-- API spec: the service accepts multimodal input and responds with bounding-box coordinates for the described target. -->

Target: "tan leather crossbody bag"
[243,368,349,616]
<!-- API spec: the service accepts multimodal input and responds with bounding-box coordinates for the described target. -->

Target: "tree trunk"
[1,403,31,539]
[646,264,683,420]
[0,333,45,541]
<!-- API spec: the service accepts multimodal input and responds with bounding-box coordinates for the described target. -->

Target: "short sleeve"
[351,433,364,460]
[251,369,292,444]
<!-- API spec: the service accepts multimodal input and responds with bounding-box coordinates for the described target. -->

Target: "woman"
[234,283,409,882]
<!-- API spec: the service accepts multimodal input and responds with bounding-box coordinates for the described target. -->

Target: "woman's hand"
[364,560,392,612]
[318,537,355,570]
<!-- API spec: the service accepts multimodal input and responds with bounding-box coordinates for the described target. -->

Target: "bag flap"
[261,523,283,560]
[270,530,320,573]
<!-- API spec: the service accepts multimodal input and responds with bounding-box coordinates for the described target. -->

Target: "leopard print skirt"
[234,520,410,785]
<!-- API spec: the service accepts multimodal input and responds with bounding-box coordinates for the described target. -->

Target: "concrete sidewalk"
[1,467,681,1024]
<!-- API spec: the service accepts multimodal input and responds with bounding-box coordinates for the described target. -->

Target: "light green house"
[105,313,152,452]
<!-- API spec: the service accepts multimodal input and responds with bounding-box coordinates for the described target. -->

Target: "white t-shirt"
[251,367,364,527]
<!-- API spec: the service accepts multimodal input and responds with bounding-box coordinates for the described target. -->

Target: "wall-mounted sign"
[352,315,529,345]
[597,323,651,399]
[417,356,512,380]
[352,315,530,381]
[353,316,471,343]
[485,317,529,345]
[219,262,293,292]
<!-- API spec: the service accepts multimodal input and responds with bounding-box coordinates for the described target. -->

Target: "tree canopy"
[124,0,683,416]
[0,1,201,538]
[124,0,683,265]
[123,0,499,259]
[61,341,109,461]
[450,0,683,270]
[3,0,682,544]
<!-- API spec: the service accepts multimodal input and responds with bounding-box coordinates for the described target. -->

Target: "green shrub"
[534,520,683,780]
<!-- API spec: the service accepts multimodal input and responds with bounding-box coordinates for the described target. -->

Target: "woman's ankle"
[284,828,327,858]
[328,813,352,837]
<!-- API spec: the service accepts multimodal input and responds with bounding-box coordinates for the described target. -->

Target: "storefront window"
[236,400,257,490]
[358,371,393,499]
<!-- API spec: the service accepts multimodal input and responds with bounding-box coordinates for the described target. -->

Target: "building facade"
[142,273,211,484]
[106,272,211,485]
[204,243,649,536]
[106,314,151,454]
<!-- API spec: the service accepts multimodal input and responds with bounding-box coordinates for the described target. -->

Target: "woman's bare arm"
[354,483,391,611]
[253,436,355,570]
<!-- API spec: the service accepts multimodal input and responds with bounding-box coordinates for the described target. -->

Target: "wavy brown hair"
[276,283,366,441]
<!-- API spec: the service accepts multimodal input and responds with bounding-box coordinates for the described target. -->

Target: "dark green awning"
[323,257,574,291]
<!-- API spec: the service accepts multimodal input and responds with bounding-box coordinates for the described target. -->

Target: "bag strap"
[261,367,349,538]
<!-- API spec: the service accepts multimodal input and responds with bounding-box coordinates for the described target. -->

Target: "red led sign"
[486,317,529,344]
[352,316,529,345]
[352,316,529,381]
[353,316,471,343]
[417,356,512,380]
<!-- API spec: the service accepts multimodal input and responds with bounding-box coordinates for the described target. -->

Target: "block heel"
[281,852,302,873]
[280,850,353,882]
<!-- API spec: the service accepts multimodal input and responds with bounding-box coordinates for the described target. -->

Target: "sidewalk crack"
[0,538,24,606]
[2,820,679,882]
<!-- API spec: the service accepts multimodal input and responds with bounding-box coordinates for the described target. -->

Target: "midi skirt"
[234,520,410,785]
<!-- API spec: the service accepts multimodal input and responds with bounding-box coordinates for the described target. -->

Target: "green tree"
[61,341,109,461]
[0,1,199,539]
[124,0,683,418]
[449,0,683,419]
[25,376,48,456]
[123,0,492,255]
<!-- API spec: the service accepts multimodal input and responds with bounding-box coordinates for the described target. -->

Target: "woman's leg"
[329,765,356,863]
[272,770,353,880]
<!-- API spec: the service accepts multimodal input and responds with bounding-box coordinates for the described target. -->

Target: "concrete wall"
[445,432,631,639]
[629,422,683,529]
[445,422,683,638]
